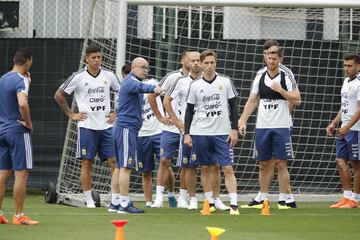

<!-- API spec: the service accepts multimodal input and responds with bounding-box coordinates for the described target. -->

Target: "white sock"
[254,192,262,202]
[111,193,120,205]
[344,190,352,199]
[178,189,188,201]
[146,201,152,207]
[155,186,165,201]
[229,193,237,206]
[84,190,94,203]
[350,193,360,203]
[0,210,3,215]
[286,194,295,203]
[119,195,130,208]
[278,193,286,201]
[260,192,268,201]
[204,191,214,204]
[168,192,175,198]
[15,212,23,218]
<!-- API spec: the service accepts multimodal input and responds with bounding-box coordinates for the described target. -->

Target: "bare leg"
[336,158,352,191]
[80,160,92,191]
[0,170,12,210]
[142,171,153,202]
[13,170,28,215]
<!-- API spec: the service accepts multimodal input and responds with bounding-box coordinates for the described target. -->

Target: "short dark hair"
[263,39,280,51]
[13,48,32,65]
[200,49,217,62]
[121,63,131,75]
[181,48,196,59]
[344,53,360,64]
[85,45,101,55]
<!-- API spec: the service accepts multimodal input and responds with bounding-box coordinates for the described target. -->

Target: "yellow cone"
[206,227,226,240]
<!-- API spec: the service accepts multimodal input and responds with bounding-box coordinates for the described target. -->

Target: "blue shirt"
[115,72,156,131]
[0,72,30,133]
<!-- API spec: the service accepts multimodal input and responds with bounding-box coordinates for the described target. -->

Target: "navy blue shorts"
[0,132,33,170]
[160,131,180,160]
[76,127,115,161]
[113,127,138,170]
[192,135,233,166]
[177,135,198,168]
[336,130,360,161]
[137,133,161,172]
[255,128,293,161]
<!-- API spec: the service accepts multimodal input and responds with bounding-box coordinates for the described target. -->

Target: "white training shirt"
[158,69,187,134]
[257,63,297,127]
[187,73,238,135]
[252,71,295,129]
[60,67,120,130]
[340,74,360,131]
[167,75,200,122]
[138,78,164,137]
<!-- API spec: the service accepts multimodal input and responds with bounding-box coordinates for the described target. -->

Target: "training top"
[158,69,187,134]
[251,71,296,129]
[138,78,164,137]
[186,73,238,135]
[0,72,30,133]
[341,74,360,131]
[115,72,156,131]
[60,67,120,130]
[168,75,200,122]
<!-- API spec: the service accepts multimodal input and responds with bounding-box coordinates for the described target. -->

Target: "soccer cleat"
[200,204,216,214]
[118,202,145,214]
[168,196,177,208]
[0,214,9,224]
[214,200,231,211]
[229,205,240,215]
[188,198,198,210]
[240,199,264,209]
[85,200,96,208]
[339,200,358,208]
[177,199,189,209]
[278,201,291,210]
[108,203,120,212]
[286,201,297,208]
[330,198,349,208]
[12,215,39,225]
[151,200,163,208]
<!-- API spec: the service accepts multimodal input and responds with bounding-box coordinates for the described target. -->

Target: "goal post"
[52,0,360,206]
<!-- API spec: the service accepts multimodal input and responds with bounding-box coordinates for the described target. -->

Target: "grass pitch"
[1,194,359,240]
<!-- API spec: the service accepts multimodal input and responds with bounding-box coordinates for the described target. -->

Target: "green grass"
[1,194,360,240]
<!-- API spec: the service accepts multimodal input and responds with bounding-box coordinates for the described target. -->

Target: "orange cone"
[260,199,270,216]
[201,199,211,215]
[112,220,128,240]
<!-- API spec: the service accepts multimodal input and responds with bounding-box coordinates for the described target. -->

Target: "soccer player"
[150,49,192,208]
[238,46,301,210]
[241,39,299,209]
[137,77,168,207]
[0,48,38,225]
[163,51,202,209]
[54,45,121,208]
[114,57,162,214]
[327,53,360,208]
[184,50,240,215]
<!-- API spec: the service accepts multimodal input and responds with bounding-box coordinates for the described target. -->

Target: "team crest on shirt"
[138,162,143,169]
[218,85,224,91]
[81,148,87,156]
[128,157,133,165]
[183,157,188,164]
[103,79,108,86]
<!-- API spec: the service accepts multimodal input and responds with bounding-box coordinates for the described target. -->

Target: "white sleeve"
[285,75,294,92]
[60,73,78,94]
[357,85,360,101]
[250,75,260,94]
[226,78,238,99]
[110,72,121,92]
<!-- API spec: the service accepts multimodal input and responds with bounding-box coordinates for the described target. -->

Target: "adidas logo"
[200,89,204,93]
[84,82,89,86]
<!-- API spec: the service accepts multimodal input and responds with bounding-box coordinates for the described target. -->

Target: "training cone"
[206,227,226,240]
[260,199,270,216]
[201,199,211,215]
[112,220,128,240]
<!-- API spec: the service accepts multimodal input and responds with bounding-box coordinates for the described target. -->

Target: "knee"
[336,159,349,172]
[259,161,270,171]
[222,166,234,177]
[276,160,288,173]
[108,158,116,169]
[160,159,171,168]
[142,171,151,179]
